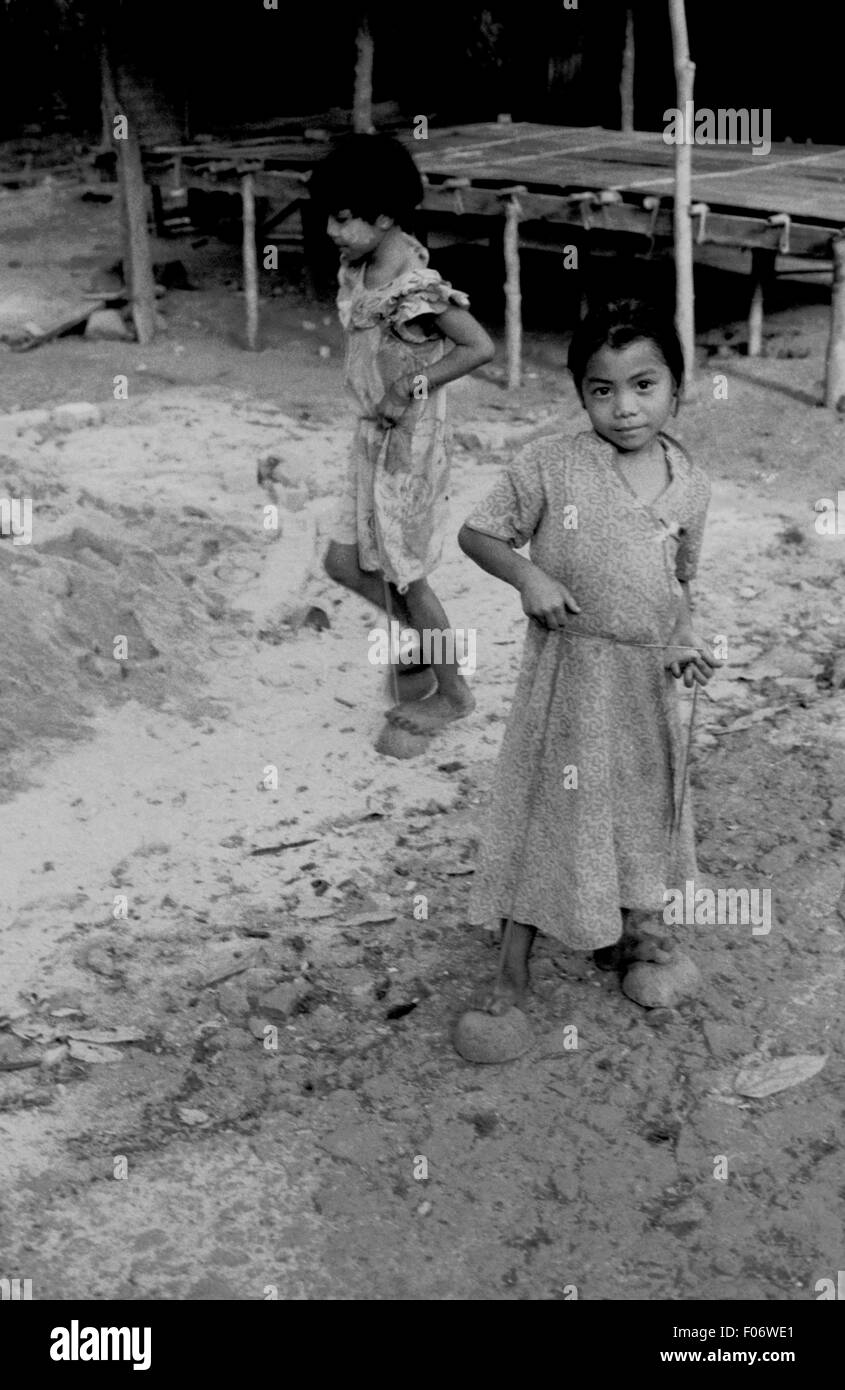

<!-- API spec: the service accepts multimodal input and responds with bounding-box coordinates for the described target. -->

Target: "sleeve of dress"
[389,270,470,326]
[675,466,710,581]
[462,443,547,549]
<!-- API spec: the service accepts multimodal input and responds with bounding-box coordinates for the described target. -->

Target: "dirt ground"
[1,181,843,1301]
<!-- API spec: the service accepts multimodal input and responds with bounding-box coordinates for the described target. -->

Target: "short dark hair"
[307,133,424,231]
[567,299,684,400]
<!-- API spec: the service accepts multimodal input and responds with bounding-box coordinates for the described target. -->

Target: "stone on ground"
[85,308,131,341]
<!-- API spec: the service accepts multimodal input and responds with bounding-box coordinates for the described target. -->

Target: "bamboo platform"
[145,122,845,255]
[142,122,845,384]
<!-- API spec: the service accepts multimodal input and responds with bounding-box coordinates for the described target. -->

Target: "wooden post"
[353,13,375,134]
[117,122,157,346]
[620,8,635,134]
[748,248,776,358]
[100,40,127,257]
[503,190,524,390]
[824,234,845,408]
[242,173,259,351]
[668,0,696,396]
[104,45,157,347]
[99,43,116,150]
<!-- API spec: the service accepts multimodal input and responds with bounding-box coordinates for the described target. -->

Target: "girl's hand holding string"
[374,375,413,429]
[518,566,581,630]
[665,634,723,688]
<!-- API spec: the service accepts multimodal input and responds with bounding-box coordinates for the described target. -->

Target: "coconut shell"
[622,954,701,1008]
[452,1006,533,1063]
[374,719,430,760]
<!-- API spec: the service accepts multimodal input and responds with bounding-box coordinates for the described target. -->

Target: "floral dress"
[464,429,711,951]
[332,232,470,592]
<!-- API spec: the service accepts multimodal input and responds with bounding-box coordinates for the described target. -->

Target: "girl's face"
[326,209,390,262]
[581,338,677,452]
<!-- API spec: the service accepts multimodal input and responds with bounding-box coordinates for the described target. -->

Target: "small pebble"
[416,1200,432,1217]
[178,1107,210,1126]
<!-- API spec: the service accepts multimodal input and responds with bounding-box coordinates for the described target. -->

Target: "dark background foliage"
[0,1,839,144]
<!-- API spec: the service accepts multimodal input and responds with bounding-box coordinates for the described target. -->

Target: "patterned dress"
[464,429,711,951]
[332,232,470,593]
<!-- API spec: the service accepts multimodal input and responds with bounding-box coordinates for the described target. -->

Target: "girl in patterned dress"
[310,135,495,730]
[458,301,721,1009]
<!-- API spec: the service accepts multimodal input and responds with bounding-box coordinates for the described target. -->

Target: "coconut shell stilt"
[374,718,431,759]
[453,919,533,1063]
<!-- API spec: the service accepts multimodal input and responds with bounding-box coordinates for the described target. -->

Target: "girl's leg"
[593,909,679,972]
[324,541,412,622]
[325,543,438,703]
[387,577,475,731]
[474,919,537,1011]
[620,907,677,963]
[499,919,537,1003]
[598,907,700,1007]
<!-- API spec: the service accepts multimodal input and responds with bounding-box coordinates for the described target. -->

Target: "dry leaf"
[67,1039,124,1064]
[10,1022,55,1044]
[67,1028,146,1045]
[337,911,396,928]
[734,1054,827,1098]
[716,703,789,735]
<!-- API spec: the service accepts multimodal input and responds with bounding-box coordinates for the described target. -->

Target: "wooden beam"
[143,159,841,260]
[242,173,259,350]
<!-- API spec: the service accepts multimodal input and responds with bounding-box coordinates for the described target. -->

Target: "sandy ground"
[1,181,844,1301]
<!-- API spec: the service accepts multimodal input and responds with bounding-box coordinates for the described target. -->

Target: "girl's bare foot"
[472,960,529,1014]
[386,687,476,733]
[617,911,700,1006]
[473,920,536,1014]
[389,665,438,703]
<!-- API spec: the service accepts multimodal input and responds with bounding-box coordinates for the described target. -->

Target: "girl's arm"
[666,581,722,686]
[458,524,580,631]
[376,307,493,424]
[423,306,495,388]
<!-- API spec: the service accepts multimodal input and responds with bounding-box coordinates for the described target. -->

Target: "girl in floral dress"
[311,135,494,732]
[458,300,721,1009]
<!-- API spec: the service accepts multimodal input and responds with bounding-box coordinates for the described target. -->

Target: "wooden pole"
[99,43,115,149]
[503,190,523,390]
[668,0,696,396]
[824,233,845,408]
[100,40,127,256]
[353,13,375,134]
[117,127,157,346]
[106,49,156,346]
[242,173,259,351]
[747,248,776,358]
[620,8,635,134]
